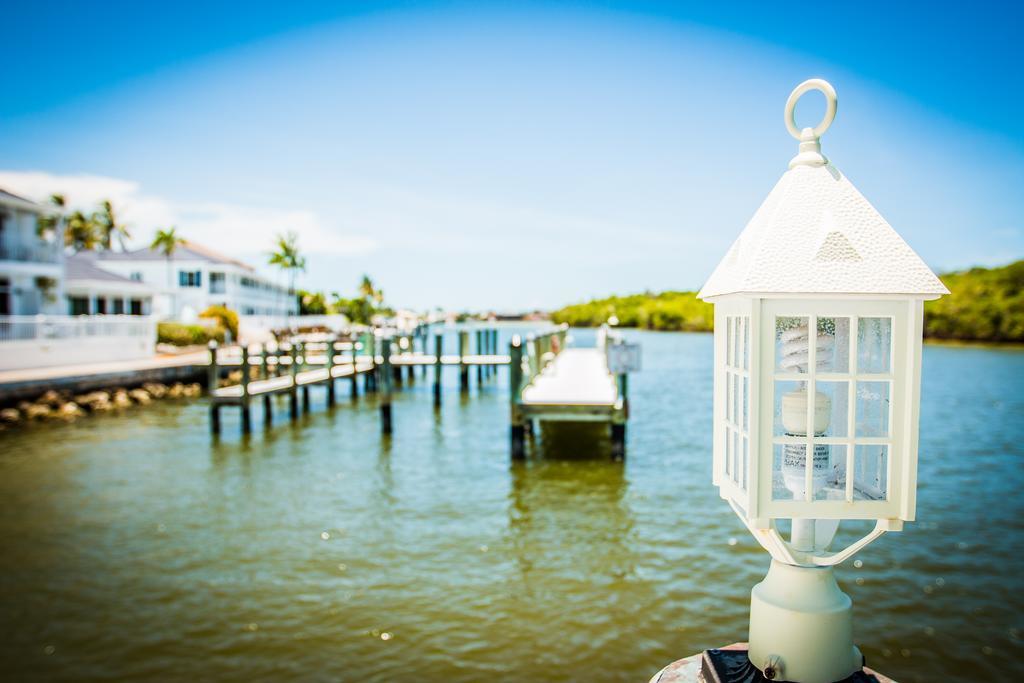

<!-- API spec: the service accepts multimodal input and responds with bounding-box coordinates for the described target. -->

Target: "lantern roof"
[699,79,948,301]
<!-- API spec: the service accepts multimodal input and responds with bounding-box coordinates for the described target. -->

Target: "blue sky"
[2,1,1022,310]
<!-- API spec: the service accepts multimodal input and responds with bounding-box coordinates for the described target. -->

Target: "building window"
[69,296,89,315]
[178,270,202,288]
[129,272,143,282]
[210,271,226,294]
[130,299,143,315]
[113,298,125,314]
[95,297,107,314]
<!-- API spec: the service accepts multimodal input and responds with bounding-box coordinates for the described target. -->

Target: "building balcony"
[0,235,61,264]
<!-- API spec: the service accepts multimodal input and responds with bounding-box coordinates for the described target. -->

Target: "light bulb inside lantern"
[779,322,833,500]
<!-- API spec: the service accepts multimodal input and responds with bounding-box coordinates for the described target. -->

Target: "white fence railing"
[0,315,156,342]
[0,315,158,371]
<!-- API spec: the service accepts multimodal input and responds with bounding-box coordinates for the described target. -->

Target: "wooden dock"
[207,326,507,435]
[508,324,637,460]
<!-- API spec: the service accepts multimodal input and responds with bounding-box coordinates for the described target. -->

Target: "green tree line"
[550,260,1024,343]
[297,275,393,324]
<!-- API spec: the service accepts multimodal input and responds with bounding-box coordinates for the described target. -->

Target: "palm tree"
[269,231,306,326]
[36,194,99,251]
[151,227,184,318]
[95,200,130,251]
[64,210,99,251]
[359,274,376,301]
[36,194,66,241]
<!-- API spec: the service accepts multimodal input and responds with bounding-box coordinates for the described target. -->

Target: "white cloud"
[0,170,376,267]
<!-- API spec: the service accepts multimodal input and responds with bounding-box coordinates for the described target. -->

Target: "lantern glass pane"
[725,424,732,477]
[733,374,740,428]
[773,380,804,436]
[853,445,888,500]
[857,318,892,374]
[742,376,750,431]
[742,318,750,370]
[773,444,801,500]
[733,431,740,483]
[815,444,847,501]
[742,436,749,490]
[817,317,851,373]
[816,380,850,438]
[855,381,891,437]
[776,317,810,373]
[726,372,734,423]
[727,317,735,367]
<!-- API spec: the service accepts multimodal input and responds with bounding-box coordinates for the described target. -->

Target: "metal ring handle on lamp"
[785,78,837,168]
[784,78,837,140]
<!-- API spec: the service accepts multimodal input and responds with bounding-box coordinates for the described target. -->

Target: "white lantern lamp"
[698,79,948,683]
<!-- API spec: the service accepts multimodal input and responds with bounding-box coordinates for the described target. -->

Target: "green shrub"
[199,305,239,340]
[157,322,225,346]
[924,260,1024,343]
[550,261,1023,343]
[550,291,714,332]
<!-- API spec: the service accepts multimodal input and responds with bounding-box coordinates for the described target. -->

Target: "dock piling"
[366,333,377,393]
[300,342,311,412]
[240,344,252,433]
[510,335,525,459]
[380,335,393,434]
[459,330,469,392]
[289,342,299,420]
[476,330,483,385]
[433,333,442,407]
[327,335,336,406]
[490,328,498,378]
[208,340,221,435]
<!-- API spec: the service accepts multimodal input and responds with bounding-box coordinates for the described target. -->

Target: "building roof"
[66,252,152,291]
[97,239,255,272]
[0,188,45,213]
[698,156,948,300]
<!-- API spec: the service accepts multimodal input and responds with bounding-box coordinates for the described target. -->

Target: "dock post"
[405,338,414,384]
[420,326,428,378]
[459,330,469,392]
[490,328,498,378]
[611,423,626,460]
[289,342,299,420]
[510,335,525,459]
[527,334,540,379]
[392,337,404,387]
[380,335,393,434]
[261,343,272,425]
[367,332,378,393]
[300,342,310,412]
[350,338,360,398]
[476,330,483,385]
[326,335,336,406]
[240,344,252,433]
[433,332,442,407]
[612,373,628,460]
[208,341,220,435]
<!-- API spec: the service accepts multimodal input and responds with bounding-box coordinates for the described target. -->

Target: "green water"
[0,328,1021,682]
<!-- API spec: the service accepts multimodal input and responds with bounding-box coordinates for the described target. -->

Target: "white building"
[0,189,64,315]
[90,240,298,321]
[65,252,154,316]
[0,189,156,371]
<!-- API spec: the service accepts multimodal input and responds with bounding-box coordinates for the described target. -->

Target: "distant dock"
[207,326,507,434]
[510,324,636,460]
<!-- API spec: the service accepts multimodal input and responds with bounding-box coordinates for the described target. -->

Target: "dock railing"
[208,323,506,435]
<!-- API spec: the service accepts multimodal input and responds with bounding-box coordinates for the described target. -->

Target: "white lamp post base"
[748,560,863,682]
